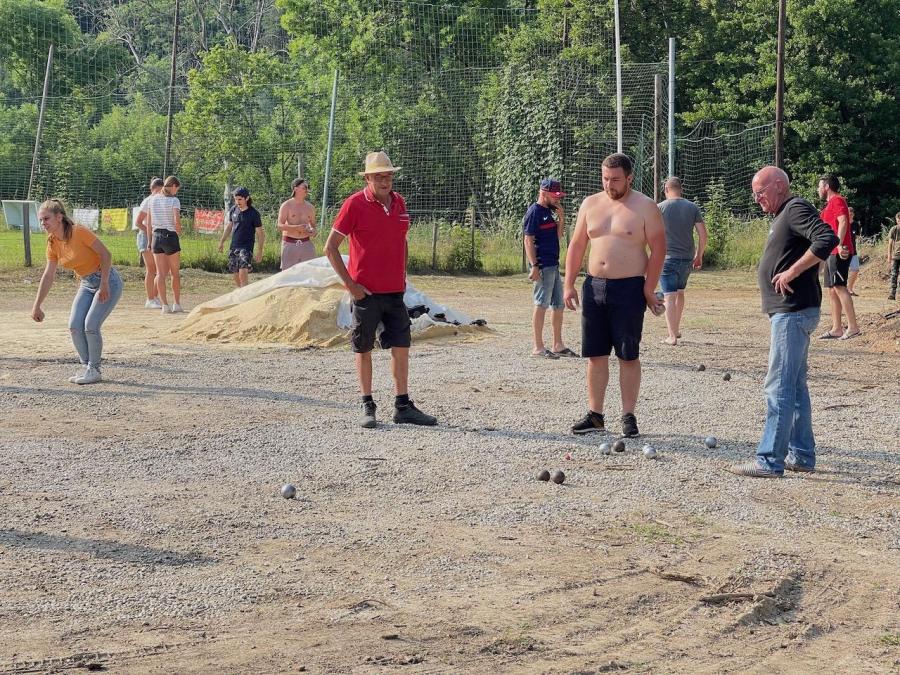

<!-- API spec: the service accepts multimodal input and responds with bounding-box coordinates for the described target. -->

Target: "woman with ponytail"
[30,199,123,385]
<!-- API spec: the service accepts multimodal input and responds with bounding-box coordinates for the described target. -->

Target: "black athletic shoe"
[360,400,377,429]
[393,401,437,426]
[620,413,639,438]
[571,411,605,434]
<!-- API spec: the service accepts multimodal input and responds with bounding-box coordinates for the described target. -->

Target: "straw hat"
[359,151,401,176]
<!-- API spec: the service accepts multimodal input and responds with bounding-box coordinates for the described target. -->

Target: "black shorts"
[350,292,411,353]
[152,229,181,255]
[581,275,646,361]
[227,247,253,273]
[824,254,850,288]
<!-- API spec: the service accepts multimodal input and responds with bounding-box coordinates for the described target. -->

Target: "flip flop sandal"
[726,461,782,478]
[839,330,861,340]
[532,348,560,359]
[553,348,579,357]
[817,331,841,340]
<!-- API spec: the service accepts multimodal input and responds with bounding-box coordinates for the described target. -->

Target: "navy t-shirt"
[523,203,560,268]
[229,205,263,251]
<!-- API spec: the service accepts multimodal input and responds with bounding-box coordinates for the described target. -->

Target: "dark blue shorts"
[350,292,412,353]
[660,257,693,293]
[581,275,646,361]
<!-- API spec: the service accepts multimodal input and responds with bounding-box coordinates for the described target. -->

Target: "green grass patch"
[879,634,900,647]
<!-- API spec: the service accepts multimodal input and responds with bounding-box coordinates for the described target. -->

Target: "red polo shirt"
[332,188,410,293]
[820,195,852,255]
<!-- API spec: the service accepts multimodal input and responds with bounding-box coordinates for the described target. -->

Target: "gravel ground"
[0,268,897,673]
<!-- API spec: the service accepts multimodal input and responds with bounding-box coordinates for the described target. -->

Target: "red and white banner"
[194,209,224,234]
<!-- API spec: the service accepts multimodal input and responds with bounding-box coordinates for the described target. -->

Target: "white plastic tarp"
[196,255,471,328]
[1,200,41,232]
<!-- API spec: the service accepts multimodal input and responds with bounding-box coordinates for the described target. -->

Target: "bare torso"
[279,199,315,238]
[583,189,656,279]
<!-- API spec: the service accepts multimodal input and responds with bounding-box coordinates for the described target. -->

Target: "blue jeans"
[659,257,693,293]
[69,268,123,369]
[756,307,820,472]
[533,265,563,309]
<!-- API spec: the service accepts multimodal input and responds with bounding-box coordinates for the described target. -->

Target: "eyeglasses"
[751,183,773,200]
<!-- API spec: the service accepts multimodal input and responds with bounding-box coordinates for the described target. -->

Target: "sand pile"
[172,283,491,349]
[859,308,900,353]
[174,286,350,348]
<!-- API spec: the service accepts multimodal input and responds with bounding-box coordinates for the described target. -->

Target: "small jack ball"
[723,372,731,381]
[704,436,718,449]
[599,442,612,455]
[281,484,297,499]
[536,469,551,482]
[613,440,626,453]
[550,470,565,484]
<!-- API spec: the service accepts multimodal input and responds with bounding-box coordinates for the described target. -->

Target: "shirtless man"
[563,153,666,438]
[277,178,317,270]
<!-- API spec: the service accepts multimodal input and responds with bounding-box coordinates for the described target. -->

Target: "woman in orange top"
[30,199,124,385]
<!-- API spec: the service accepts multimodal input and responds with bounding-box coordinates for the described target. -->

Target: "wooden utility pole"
[163,0,181,176]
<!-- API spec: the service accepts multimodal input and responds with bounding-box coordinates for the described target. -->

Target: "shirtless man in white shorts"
[564,153,666,438]
[277,178,317,270]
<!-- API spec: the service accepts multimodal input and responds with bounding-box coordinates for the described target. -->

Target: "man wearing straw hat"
[325,151,438,429]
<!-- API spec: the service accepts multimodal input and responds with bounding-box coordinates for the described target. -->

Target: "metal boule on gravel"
[723,372,731,381]
[704,436,718,449]
[536,469,551,482]
[599,442,612,455]
[550,470,565,485]
[281,484,297,499]
[642,445,658,459]
[613,439,626,453]
[696,364,706,371]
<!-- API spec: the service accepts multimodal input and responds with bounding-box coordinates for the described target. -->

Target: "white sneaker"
[145,298,162,309]
[161,304,172,315]
[74,366,102,385]
[171,303,184,313]
[68,364,88,383]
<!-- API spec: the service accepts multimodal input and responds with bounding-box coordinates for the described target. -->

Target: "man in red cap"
[523,177,576,360]
[325,151,437,429]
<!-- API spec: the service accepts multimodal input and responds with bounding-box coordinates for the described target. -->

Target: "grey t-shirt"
[659,198,703,259]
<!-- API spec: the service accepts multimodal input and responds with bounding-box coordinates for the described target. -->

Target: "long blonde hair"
[39,199,75,241]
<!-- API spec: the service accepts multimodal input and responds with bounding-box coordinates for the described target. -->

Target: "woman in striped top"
[143,175,184,313]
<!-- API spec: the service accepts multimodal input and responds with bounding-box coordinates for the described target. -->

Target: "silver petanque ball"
[704,436,718,449]
[642,445,658,459]
[281,483,297,499]
[599,442,612,455]
[613,439,626,453]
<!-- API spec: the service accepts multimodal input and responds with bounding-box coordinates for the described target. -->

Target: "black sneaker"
[393,401,437,426]
[360,400,377,429]
[620,413,639,438]
[571,411,605,434]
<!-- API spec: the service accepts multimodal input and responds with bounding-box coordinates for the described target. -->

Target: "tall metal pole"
[668,38,675,177]
[24,43,54,267]
[320,69,339,231]
[654,74,663,202]
[775,0,786,168]
[614,0,623,153]
[163,0,181,176]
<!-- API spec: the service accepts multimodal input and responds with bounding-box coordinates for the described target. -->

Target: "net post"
[614,0,623,153]
[654,74,663,203]
[26,43,54,267]
[320,69,339,231]
[668,38,676,177]
[163,0,181,176]
[431,221,438,270]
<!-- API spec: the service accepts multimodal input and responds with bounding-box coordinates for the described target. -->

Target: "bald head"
[751,165,790,214]
[664,176,683,198]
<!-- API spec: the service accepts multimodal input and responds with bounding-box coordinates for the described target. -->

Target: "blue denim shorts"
[849,254,860,272]
[533,265,563,309]
[137,230,148,253]
[660,257,693,293]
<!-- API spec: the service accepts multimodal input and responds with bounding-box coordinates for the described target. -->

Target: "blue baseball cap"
[232,186,250,198]
[540,178,566,197]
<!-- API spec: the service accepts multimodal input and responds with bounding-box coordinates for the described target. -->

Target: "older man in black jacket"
[728,166,839,478]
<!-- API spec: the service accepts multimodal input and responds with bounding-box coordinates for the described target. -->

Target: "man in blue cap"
[523,177,577,359]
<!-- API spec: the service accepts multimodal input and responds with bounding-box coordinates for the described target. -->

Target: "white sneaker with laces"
[145,298,162,309]
[74,366,102,385]
[161,304,172,315]
[171,303,184,313]
[68,364,88,383]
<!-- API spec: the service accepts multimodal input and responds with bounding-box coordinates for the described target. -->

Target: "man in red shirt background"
[817,174,860,340]
[325,151,438,429]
